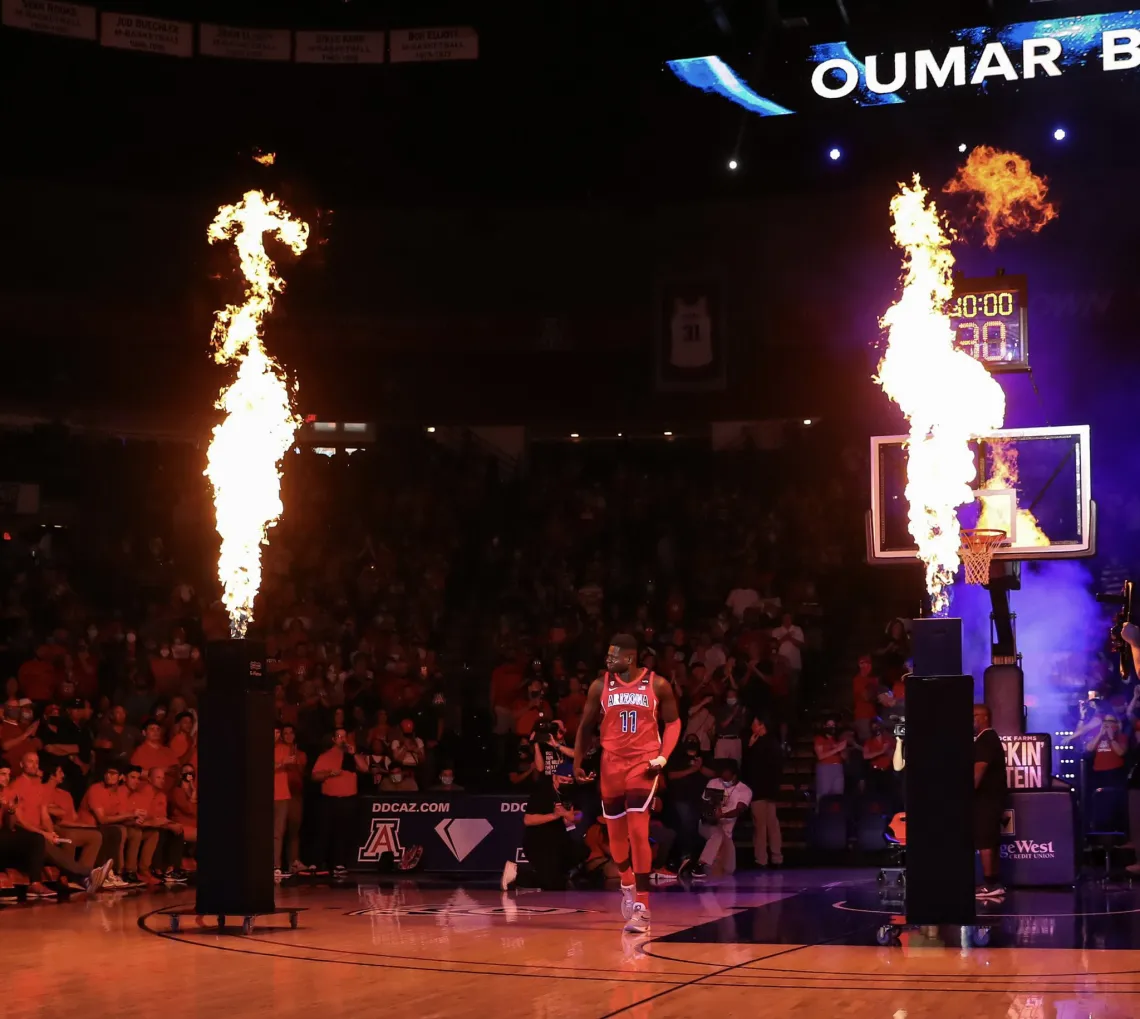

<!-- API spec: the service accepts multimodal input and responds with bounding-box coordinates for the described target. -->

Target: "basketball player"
[574,634,680,934]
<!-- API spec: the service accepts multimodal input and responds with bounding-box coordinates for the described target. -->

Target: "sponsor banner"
[1,0,95,39]
[1000,733,1052,790]
[200,22,290,62]
[355,794,526,872]
[997,789,1075,886]
[389,25,477,63]
[656,280,727,392]
[101,12,192,58]
[295,30,384,64]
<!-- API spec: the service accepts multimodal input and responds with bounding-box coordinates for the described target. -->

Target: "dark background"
[1,0,1137,450]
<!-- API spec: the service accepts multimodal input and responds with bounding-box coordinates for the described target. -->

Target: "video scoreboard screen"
[948,274,1029,373]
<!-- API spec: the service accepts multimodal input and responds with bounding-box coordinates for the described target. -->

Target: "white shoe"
[620,884,636,921]
[86,860,114,895]
[104,871,128,890]
[274,868,283,884]
[332,865,348,881]
[500,860,518,891]
[623,902,650,934]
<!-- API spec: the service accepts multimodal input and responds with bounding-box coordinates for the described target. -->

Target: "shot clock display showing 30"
[947,274,1030,373]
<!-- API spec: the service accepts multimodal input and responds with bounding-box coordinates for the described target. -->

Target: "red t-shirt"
[7,773,46,830]
[274,742,302,801]
[853,674,879,720]
[127,783,166,821]
[863,735,893,771]
[48,785,79,825]
[169,785,197,826]
[314,747,357,797]
[1093,733,1126,771]
[131,741,180,774]
[814,735,845,766]
[79,782,129,826]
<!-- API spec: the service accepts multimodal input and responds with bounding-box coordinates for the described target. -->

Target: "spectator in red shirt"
[169,765,198,843]
[42,763,102,871]
[273,724,308,879]
[861,719,896,798]
[122,765,161,884]
[168,711,197,764]
[78,764,140,887]
[139,767,186,884]
[2,698,41,769]
[813,719,852,802]
[0,762,52,898]
[311,726,359,879]
[9,751,111,895]
[131,718,180,785]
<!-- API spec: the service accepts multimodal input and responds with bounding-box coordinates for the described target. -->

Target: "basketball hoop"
[959,528,1007,586]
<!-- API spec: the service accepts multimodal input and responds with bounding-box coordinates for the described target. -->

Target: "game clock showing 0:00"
[947,274,1030,373]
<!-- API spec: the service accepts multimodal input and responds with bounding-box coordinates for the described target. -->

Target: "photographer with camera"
[530,717,572,779]
[501,762,583,891]
[688,759,752,880]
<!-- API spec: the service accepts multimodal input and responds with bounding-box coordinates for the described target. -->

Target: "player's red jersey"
[599,668,660,759]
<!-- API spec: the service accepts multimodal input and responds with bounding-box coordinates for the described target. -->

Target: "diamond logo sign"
[435,818,493,862]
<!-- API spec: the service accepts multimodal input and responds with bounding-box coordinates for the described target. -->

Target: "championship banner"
[101,12,192,58]
[655,280,727,392]
[389,25,478,63]
[1,0,95,40]
[295,30,384,65]
[354,794,527,873]
[199,23,290,62]
[1000,733,1052,790]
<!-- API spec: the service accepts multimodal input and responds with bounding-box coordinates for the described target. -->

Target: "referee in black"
[973,703,1007,899]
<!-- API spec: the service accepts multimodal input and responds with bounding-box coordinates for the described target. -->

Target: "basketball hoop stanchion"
[960,528,1007,586]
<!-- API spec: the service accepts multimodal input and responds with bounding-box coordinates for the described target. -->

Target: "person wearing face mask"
[713,688,749,764]
[389,718,425,776]
[2,699,42,770]
[379,761,419,792]
[429,765,463,792]
[666,733,715,862]
[689,760,753,880]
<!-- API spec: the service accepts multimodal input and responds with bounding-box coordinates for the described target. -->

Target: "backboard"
[867,425,1095,564]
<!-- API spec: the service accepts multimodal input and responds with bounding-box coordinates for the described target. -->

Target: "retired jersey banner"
[354,794,526,873]
[295,30,384,64]
[101,12,192,58]
[200,23,290,62]
[389,25,478,63]
[656,280,727,392]
[2,0,95,40]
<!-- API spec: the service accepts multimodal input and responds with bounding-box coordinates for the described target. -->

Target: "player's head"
[605,634,639,675]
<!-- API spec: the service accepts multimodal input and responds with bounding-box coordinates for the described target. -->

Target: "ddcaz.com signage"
[669,10,1140,117]
[354,794,527,873]
[1000,734,1052,790]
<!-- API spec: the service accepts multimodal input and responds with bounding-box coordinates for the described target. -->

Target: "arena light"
[663,430,673,437]
[828,147,842,161]
[728,158,738,170]
[426,426,436,433]
[803,418,813,425]
[958,143,968,153]
[1053,126,1066,141]
[570,432,580,439]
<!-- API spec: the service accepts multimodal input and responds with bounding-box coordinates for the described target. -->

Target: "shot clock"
[947,274,1029,373]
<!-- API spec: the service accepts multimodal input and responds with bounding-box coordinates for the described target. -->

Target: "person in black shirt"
[973,703,1007,898]
[665,734,714,861]
[500,764,579,891]
[741,717,784,866]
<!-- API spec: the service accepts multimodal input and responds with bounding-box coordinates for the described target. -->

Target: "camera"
[890,712,905,739]
[1096,579,1134,674]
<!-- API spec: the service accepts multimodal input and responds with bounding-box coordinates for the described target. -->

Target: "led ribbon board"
[668,11,1140,116]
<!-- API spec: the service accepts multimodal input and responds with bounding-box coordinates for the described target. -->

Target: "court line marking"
[136,908,689,985]
[834,900,1140,919]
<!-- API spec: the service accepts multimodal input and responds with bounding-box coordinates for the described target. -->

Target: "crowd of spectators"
[0,425,881,900]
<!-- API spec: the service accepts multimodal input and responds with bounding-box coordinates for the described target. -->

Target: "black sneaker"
[121,872,144,887]
[689,863,710,881]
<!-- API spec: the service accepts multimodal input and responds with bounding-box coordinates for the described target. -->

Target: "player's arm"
[650,675,681,770]
[573,679,604,781]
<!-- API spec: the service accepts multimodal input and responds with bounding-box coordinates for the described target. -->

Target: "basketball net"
[959,528,1006,586]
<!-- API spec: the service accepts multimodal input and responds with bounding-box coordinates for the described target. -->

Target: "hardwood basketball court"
[5,870,1139,1017]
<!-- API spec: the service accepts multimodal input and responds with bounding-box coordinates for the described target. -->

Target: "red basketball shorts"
[600,755,660,820]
